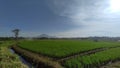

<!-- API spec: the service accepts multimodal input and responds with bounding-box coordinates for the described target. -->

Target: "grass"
[0,41,28,68]
[12,45,63,68]
[0,40,14,47]
[19,40,120,58]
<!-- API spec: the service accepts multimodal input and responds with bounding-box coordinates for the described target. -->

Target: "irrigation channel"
[10,45,120,68]
[11,45,63,68]
[9,48,33,68]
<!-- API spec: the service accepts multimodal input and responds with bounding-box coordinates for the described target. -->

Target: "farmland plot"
[19,40,120,58]
[63,47,120,68]
[17,40,120,68]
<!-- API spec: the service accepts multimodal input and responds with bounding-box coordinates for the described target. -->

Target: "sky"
[1,0,120,37]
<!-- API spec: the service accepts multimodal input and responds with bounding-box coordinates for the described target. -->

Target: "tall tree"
[12,29,20,44]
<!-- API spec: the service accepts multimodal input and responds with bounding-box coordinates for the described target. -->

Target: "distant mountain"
[38,34,56,38]
[39,34,50,38]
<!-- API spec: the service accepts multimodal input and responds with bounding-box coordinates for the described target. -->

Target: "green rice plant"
[19,40,120,58]
[64,59,83,68]
[64,47,120,68]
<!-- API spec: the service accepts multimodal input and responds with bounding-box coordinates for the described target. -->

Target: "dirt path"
[101,61,120,68]
[58,46,120,62]
[0,46,28,68]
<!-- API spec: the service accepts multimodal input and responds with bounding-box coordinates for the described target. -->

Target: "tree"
[12,29,20,44]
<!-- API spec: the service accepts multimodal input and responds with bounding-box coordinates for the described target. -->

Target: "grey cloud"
[47,0,120,37]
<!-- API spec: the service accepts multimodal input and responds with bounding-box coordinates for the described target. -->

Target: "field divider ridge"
[57,46,120,62]
[11,45,63,68]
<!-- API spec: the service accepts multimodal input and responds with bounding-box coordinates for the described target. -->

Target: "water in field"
[10,49,33,68]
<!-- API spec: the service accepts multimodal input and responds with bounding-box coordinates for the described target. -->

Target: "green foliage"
[64,59,83,68]
[19,40,120,58]
[0,46,28,68]
[0,41,14,47]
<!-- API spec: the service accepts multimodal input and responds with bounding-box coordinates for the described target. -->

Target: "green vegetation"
[0,41,14,47]
[0,41,28,68]
[64,47,120,68]
[19,40,120,58]
[12,45,63,68]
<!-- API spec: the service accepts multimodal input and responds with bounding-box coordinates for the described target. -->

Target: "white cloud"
[48,0,120,37]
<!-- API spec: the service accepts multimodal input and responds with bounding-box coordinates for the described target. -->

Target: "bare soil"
[101,61,120,68]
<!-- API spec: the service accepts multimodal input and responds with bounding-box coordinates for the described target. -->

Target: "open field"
[16,39,120,68]
[19,40,120,58]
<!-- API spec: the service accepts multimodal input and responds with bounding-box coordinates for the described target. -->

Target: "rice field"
[63,47,120,68]
[19,40,120,58]
[17,40,120,68]
[3,40,120,68]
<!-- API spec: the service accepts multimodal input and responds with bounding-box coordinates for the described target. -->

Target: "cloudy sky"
[1,0,120,37]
